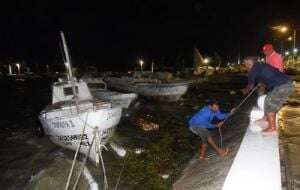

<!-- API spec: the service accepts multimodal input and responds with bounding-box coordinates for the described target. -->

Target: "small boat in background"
[82,77,138,109]
[39,32,122,164]
[105,71,189,102]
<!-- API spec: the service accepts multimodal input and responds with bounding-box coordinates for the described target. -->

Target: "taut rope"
[65,112,89,190]
[219,85,258,148]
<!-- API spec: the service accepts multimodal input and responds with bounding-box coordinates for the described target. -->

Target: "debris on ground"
[134,118,159,131]
[134,148,145,155]
[229,90,236,95]
[159,174,170,180]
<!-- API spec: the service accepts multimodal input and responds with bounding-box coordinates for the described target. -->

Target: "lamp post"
[293,48,298,54]
[287,29,297,51]
[151,61,154,73]
[139,59,144,72]
[203,58,210,64]
[271,25,289,54]
[293,29,296,50]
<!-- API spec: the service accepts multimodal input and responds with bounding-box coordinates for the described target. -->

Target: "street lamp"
[287,30,298,50]
[293,29,297,50]
[272,25,288,33]
[139,59,144,71]
[285,51,290,56]
[271,25,289,54]
[280,26,288,33]
[151,61,154,73]
[203,58,210,64]
[293,48,298,54]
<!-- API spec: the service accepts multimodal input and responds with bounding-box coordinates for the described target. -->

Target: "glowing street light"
[272,25,288,33]
[293,48,298,53]
[138,59,144,71]
[279,26,288,33]
[203,58,210,64]
[285,51,290,56]
[271,25,289,54]
[288,36,293,41]
[16,63,21,75]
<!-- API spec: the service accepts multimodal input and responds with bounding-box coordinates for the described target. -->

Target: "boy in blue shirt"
[189,100,235,160]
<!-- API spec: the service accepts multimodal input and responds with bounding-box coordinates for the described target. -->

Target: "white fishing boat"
[82,77,138,108]
[39,32,122,164]
[104,72,189,102]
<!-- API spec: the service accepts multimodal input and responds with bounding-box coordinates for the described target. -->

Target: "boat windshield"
[63,86,79,96]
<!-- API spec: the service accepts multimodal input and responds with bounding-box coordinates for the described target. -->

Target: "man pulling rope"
[188,100,236,161]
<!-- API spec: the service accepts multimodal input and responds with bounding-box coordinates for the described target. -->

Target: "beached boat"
[104,72,189,102]
[82,77,138,108]
[39,32,122,164]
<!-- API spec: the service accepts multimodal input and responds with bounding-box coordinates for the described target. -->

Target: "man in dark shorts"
[188,100,235,160]
[241,57,294,134]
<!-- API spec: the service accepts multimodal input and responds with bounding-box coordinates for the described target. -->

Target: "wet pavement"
[279,79,300,190]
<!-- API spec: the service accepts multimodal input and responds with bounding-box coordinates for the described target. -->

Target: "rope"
[65,112,89,190]
[219,127,223,148]
[93,129,109,190]
[99,146,109,190]
[219,85,258,148]
[72,135,96,190]
[114,157,127,190]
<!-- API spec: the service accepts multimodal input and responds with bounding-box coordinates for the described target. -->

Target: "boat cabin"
[52,79,93,104]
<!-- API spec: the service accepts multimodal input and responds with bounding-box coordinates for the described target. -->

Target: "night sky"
[0,0,299,71]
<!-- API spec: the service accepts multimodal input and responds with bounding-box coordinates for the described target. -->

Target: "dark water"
[0,74,248,190]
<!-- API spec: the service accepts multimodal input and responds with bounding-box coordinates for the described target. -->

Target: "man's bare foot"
[218,147,229,157]
[255,116,267,123]
[262,127,277,136]
[199,156,209,161]
[262,127,276,132]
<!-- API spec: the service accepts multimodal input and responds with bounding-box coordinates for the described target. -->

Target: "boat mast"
[60,31,78,100]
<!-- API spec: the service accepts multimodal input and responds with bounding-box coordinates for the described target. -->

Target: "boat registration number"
[57,134,90,146]
[50,120,76,128]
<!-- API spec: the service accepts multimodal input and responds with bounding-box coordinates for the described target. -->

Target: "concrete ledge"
[222,123,281,190]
